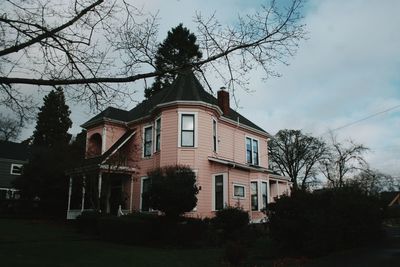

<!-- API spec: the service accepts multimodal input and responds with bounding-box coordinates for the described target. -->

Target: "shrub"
[268,187,383,257]
[144,165,199,219]
[213,206,249,240]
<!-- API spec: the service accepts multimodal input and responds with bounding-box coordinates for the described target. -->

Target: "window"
[233,184,245,198]
[143,126,153,157]
[141,177,150,211]
[246,137,259,165]
[261,182,268,210]
[181,114,195,147]
[251,181,258,211]
[10,164,23,175]
[212,118,217,152]
[213,173,227,211]
[155,118,161,152]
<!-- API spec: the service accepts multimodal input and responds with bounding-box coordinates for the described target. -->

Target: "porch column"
[67,176,73,216]
[266,178,271,204]
[130,175,134,212]
[81,175,86,212]
[98,172,102,199]
[276,180,280,197]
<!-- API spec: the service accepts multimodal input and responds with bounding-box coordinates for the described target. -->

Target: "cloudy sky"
[17,0,400,176]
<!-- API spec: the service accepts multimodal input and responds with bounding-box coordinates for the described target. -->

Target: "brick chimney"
[217,87,230,115]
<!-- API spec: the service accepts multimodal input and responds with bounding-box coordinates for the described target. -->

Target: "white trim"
[211,173,228,211]
[232,183,246,199]
[142,125,153,158]
[212,117,218,153]
[102,131,136,164]
[10,163,23,175]
[140,176,149,211]
[245,135,260,166]
[67,176,72,217]
[154,116,162,153]
[178,111,198,148]
[250,179,269,211]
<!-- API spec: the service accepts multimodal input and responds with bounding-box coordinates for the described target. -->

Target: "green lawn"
[0,219,222,267]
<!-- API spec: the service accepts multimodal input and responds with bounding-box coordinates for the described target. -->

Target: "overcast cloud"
[17,0,400,176]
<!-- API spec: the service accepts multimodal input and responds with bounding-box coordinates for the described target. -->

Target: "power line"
[320,103,400,136]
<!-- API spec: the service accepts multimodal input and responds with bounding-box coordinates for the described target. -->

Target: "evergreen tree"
[33,87,72,147]
[14,87,73,217]
[145,24,202,98]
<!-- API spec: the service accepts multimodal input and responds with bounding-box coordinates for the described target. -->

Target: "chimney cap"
[220,86,227,91]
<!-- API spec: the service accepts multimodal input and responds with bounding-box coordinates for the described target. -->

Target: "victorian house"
[66,71,290,222]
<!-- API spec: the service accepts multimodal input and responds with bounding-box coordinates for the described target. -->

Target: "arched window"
[87,133,102,157]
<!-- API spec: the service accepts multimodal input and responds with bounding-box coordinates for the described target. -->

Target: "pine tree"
[145,24,202,98]
[32,87,72,147]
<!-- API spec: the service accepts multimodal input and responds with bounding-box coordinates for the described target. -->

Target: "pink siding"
[84,103,284,221]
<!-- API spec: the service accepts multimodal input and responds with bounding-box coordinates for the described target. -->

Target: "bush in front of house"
[212,206,249,241]
[144,165,199,220]
[268,186,383,257]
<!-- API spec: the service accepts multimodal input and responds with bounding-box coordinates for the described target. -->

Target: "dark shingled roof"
[0,141,30,161]
[82,71,267,134]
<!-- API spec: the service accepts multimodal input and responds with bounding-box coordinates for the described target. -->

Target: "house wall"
[85,103,278,220]
[0,158,25,189]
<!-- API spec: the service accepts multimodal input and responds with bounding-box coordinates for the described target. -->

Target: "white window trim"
[212,173,228,211]
[10,164,23,175]
[154,116,162,153]
[178,111,198,148]
[250,179,269,211]
[142,125,153,158]
[232,183,246,199]
[245,135,260,166]
[140,176,152,212]
[212,117,218,153]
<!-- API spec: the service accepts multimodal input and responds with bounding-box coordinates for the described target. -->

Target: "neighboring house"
[381,191,400,207]
[66,71,290,221]
[0,141,29,200]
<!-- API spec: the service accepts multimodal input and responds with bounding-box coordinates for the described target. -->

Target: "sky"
[15,0,400,176]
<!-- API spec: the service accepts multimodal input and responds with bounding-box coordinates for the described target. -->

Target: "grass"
[0,219,222,267]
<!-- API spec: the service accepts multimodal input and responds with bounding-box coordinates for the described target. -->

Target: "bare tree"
[349,169,399,195]
[268,129,327,191]
[319,135,369,188]
[1,0,306,120]
[0,114,23,141]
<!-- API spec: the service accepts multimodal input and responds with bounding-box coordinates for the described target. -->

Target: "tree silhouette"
[145,24,202,98]
[32,87,72,147]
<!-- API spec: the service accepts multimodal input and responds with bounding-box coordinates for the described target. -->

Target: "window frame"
[154,117,161,153]
[178,112,198,148]
[10,164,23,175]
[251,179,269,211]
[233,183,246,199]
[245,136,260,166]
[212,173,228,211]
[250,181,259,211]
[140,176,151,212]
[212,117,218,152]
[143,125,153,158]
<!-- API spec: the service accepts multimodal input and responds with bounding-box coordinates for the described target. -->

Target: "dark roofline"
[81,71,269,135]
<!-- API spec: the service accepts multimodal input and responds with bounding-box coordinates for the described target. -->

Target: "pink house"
[66,72,290,222]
